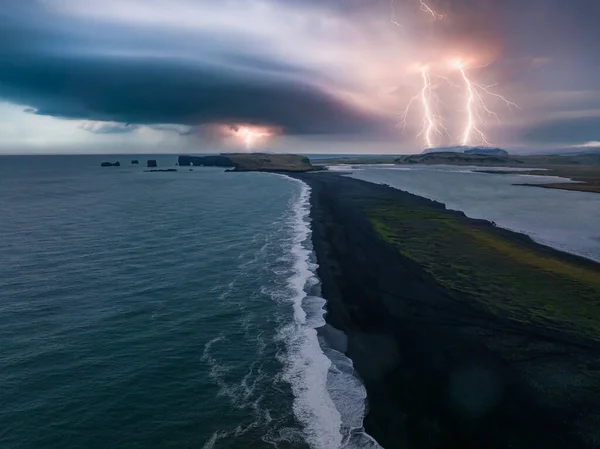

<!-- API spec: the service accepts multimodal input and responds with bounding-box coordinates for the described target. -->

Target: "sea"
[2,156,599,449]
[0,156,379,449]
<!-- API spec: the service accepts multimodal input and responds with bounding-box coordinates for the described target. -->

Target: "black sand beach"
[290,172,600,449]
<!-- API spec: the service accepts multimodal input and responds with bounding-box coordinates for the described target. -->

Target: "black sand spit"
[289,172,600,449]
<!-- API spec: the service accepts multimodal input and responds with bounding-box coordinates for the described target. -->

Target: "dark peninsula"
[178,153,318,172]
[290,172,600,449]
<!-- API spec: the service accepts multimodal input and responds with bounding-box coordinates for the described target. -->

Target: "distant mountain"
[396,151,600,168]
[422,146,509,156]
[422,146,464,154]
[464,148,509,156]
[397,152,523,166]
[570,148,600,156]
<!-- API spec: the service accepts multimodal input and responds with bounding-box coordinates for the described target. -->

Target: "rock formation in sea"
[100,162,120,167]
[147,160,158,168]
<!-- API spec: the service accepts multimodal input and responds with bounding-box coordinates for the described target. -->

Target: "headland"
[179,153,319,172]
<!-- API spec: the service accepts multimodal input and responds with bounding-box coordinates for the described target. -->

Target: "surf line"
[274,174,383,449]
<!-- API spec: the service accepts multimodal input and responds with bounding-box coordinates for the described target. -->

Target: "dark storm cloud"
[80,122,193,135]
[2,0,600,146]
[0,0,383,135]
[0,52,380,134]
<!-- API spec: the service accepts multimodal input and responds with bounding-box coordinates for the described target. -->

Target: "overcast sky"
[1,0,600,154]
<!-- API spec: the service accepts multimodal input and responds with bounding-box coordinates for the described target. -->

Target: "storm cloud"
[0,2,386,135]
[0,52,381,134]
[1,0,600,151]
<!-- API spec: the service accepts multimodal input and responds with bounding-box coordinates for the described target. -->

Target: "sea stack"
[147,160,158,168]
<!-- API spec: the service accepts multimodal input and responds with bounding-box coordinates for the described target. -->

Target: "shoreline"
[472,169,600,193]
[279,174,382,449]
[288,172,600,449]
[515,182,600,193]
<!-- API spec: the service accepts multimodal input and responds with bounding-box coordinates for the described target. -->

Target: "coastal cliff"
[178,153,317,172]
[291,172,600,449]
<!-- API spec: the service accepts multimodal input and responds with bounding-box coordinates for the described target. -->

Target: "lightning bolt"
[453,61,519,146]
[390,0,443,27]
[392,0,446,148]
[419,0,443,19]
[401,66,446,148]
[390,0,402,27]
[390,2,515,147]
[237,127,270,151]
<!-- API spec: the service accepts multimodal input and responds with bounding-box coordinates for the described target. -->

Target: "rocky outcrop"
[178,153,318,172]
[101,161,120,167]
[147,160,158,168]
[179,155,233,168]
[131,160,139,164]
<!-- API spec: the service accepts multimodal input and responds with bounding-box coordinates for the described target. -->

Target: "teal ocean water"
[0,156,378,449]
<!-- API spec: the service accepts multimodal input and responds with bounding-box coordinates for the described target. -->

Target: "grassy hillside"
[224,153,316,172]
[179,153,318,172]
[368,199,600,341]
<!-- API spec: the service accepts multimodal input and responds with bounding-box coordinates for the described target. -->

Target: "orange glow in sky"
[228,125,273,150]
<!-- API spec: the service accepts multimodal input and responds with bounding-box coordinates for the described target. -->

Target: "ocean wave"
[201,335,274,447]
[200,175,382,449]
[272,177,382,449]
[273,178,343,449]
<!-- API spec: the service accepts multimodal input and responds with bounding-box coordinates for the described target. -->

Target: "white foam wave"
[325,342,382,449]
[272,177,383,449]
[202,336,268,409]
[201,335,273,447]
[274,178,344,449]
[204,175,383,449]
